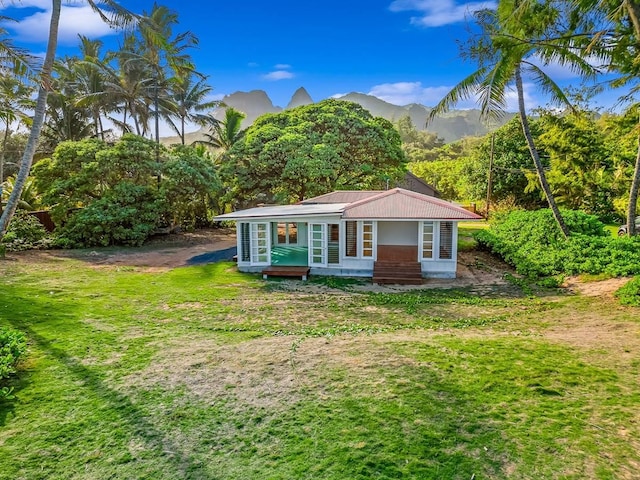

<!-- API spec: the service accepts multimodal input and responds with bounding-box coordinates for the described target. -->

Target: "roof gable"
[342,188,481,220]
[299,190,383,204]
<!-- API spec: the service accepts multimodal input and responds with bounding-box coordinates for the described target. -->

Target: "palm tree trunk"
[0,122,9,211]
[515,65,570,238]
[181,115,185,145]
[627,131,640,236]
[0,0,61,239]
[624,2,640,236]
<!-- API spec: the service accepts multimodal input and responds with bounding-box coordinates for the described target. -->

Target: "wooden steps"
[262,266,310,281]
[373,261,423,285]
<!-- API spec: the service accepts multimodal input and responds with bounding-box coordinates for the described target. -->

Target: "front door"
[309,223,327,267]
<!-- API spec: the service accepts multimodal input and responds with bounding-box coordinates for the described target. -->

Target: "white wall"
[377,221,418,246]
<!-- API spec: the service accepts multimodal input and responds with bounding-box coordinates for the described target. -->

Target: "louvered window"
[439,221,453,260]
[240,223,250,262]
[345,221,357,257]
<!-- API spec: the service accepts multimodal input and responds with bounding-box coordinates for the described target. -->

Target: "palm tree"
[430,6,599,238]
[0,0,137,240]
[74,36,110,139]
[40,57,95,147]
[590,0,640,236]
[167,73,220,144]
[0,75,34,210]
[134,3,198,144]
[197,107,246,152]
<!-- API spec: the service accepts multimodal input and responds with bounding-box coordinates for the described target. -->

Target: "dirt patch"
[125,333,426,410]
[564,276,631,297]
[7,228,237,271]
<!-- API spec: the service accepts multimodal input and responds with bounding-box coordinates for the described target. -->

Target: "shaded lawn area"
[1,257,639,479]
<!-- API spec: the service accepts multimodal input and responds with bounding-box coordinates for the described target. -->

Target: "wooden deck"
[262,266,311,281]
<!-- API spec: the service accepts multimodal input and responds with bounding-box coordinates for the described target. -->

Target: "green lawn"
[1,254,639,479]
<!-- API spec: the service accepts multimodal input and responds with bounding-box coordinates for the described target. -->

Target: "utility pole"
[485,132,495,219]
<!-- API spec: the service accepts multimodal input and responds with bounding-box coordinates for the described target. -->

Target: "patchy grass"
[1,256,639,479]
[458,221,488,251]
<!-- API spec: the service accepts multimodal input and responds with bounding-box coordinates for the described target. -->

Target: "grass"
[1,254,639,479]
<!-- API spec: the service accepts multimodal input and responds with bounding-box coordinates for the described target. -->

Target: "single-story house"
[215,188,482,283]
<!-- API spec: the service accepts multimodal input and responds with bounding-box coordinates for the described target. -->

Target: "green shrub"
[1,213,52,252]
[614,276,640,306]
[0,327,27,400]
[57,183,164,247]
[477,209,640,279]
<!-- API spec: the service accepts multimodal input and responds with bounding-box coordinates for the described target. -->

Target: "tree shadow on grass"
[0,284,216,479]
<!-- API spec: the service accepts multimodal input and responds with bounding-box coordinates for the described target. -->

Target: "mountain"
[217,89,281,127]
[286,87,313,109]
[334,92,514,142]
[161,87,514,145]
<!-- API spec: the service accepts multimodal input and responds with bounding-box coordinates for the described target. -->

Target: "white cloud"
[262,70,295,81]
[368,80,538,112]
[7,1,121,45]
[274,63,291,69]
[368,81,454,106]
[0,0,50,10]
[389,0,496,27]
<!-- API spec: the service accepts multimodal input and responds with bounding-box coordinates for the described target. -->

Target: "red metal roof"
[342,188,482,220]
[299,190,383,204]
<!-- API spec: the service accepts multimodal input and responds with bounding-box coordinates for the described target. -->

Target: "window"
[328,224,340,264]
[439,221,453,260]
[276,222,298,244]
[362,221,373,257]
[422,222,434,259]
[250,223,269,263]
[345,221,357,257]
[240,223,250,262]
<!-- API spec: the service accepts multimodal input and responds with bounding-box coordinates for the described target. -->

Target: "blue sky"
[0,0,623,116]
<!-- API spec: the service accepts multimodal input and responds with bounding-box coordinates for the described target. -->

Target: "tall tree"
[430,5,599,237]
[74,36,109,139]
[222,100,405,206]
[0,0,137,240]
[133,3,198,143]
[0,75,34,209]
[167,73,219,144]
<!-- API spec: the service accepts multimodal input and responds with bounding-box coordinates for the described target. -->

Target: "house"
[215,188,482,283]
[398,171,440,198]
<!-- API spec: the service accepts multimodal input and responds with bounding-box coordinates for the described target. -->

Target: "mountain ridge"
[161,88,514,145]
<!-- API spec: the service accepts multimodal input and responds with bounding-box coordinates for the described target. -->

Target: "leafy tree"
[33,135,221,244]
[161,145,222,226]
[221,99,406,205]
[0,0,137,241]
[396,115,445,162]
[430,4,599,237]
[537,110,616,218]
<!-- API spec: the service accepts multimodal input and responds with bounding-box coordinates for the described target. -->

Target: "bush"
[476,209,640,278]
[1,213,52,252]
[0,327,27,400]
[57,183,164,247]
[615,276,640,306]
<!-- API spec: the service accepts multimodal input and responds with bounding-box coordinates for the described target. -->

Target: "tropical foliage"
[221,99,406,206]
[476,209,640,279]
[31,135,221,247]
